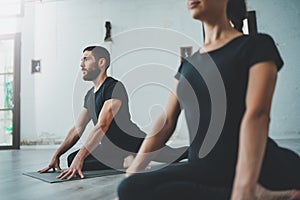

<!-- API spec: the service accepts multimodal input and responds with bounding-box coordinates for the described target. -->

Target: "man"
[38,46,187,180]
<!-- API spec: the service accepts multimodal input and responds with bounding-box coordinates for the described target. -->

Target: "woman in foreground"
[116,0,300,199]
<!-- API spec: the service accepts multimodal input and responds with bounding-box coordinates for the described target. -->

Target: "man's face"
[80,50,100,81]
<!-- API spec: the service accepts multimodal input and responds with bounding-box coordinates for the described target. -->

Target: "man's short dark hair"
[83,46,110,70]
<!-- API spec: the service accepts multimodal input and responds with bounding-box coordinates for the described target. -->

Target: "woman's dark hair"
[227,0,247,32]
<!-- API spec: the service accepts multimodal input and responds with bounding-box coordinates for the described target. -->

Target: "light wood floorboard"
[0,139,299,200]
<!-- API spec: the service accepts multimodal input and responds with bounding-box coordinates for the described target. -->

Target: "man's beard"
[83,67,101,81]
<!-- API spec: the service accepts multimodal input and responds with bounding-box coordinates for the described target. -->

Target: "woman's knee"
[117,174,153,200]
[117,176,137,200]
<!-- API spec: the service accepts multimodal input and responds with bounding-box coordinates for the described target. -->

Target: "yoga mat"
[23,162,186,183]
[23,169,124,183]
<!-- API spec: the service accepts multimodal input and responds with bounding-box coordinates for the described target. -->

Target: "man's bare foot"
[123,155,135,169]
[123,155,151,170]
[256,184,300,200]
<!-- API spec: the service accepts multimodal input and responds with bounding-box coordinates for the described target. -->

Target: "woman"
[116,0,300,199]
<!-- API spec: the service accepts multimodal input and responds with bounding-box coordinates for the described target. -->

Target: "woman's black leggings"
[117,140,300,200]
[118,162,232,200]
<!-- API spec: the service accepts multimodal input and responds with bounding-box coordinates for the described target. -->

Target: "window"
[0,33,21,149]
[0,0,24,18]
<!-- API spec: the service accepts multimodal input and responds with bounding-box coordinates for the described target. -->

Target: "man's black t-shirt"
[175,34,284,175]
[84,77,145,152]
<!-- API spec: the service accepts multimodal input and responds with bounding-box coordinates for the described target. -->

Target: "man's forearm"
[74,99,121,162]
[54,127,81,158]
[75,124,106,161]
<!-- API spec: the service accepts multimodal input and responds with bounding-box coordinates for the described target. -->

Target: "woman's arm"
[126,82,182,175]
[231,61,278,200]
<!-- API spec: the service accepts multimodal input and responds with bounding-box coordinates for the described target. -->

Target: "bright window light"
[242,18,249,35]
[0,0,24,17]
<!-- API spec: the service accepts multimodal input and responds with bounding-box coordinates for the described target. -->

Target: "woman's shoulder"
[236,33,279,56]
[242,33,283,70]
[245,33,277,44]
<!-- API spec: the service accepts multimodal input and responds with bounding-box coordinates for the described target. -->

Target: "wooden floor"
[0,146,124,200]
[0,139,299,200]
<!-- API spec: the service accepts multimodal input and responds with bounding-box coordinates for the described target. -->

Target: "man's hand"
[57,156,85,180]
[38,156,62,173]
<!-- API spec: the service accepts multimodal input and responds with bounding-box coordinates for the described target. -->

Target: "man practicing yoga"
[38,46,187,180]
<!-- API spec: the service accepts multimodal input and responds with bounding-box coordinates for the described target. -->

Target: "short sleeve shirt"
[84,77,145,152]
[175,34,283,172]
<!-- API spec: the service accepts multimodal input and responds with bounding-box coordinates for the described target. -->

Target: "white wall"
[19,0,201,143]
[12,0,300,142]
[247,0,300,138]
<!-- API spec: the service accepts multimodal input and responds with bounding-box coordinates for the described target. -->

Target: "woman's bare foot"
[290,190,300,200]
[256,184,300,200]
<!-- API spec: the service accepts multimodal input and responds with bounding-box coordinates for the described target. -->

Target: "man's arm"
[38,108,91,173]
[57,99,122,179]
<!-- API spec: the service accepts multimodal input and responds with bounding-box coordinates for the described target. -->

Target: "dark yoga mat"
[23,169,124,183]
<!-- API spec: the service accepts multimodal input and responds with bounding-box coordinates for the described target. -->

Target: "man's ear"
[98,58,106,69]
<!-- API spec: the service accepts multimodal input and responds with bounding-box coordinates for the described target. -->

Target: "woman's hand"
[124,155,152,177]
[125,165,138,177]
[231,183,257,200]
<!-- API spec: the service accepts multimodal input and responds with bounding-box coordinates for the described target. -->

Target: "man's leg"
[67,146,113,171]
[154,145,189,163]
[127,131,189,163]
[122,145,189,168]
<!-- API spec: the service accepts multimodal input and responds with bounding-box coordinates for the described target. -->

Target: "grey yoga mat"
[23,169,124,183]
